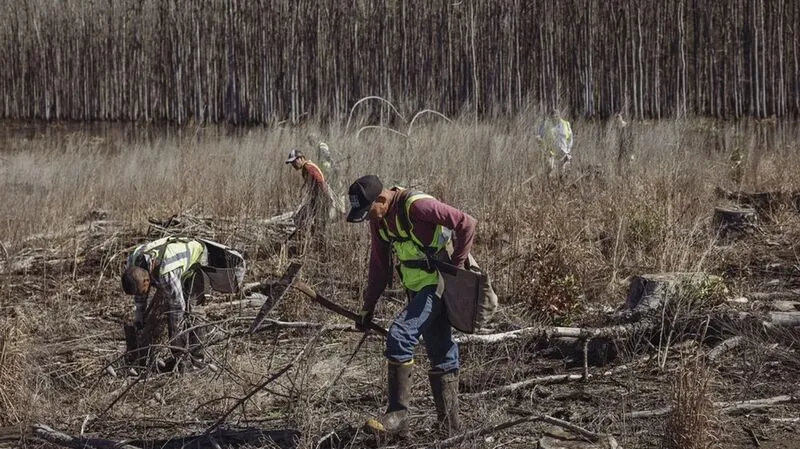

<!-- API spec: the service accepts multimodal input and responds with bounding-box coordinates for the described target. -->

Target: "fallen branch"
[707,336,744,361]
[31,424,141,449]
[465,357,647,400]
[455,320,654,345]
[205,294,270,311]
[465,374,587,399]
[717,395,798,414]
[29,424,300,449]
[204,326,327,434]
[748,290,800,302]
[458,309,800,347]
[427,412,618,449]
[768,417,800,423]
[624,394,798,419]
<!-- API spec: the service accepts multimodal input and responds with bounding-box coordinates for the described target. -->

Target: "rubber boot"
[364,361,412,439]
[429,369,462,436]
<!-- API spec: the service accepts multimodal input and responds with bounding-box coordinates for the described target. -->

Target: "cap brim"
[346,206,370,223]
[285,158,297,164]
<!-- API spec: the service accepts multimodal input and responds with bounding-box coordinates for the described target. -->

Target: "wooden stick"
[427,416,535,448]
[464,374,587,399]
[624,394,797,419]
[292,280,389,336]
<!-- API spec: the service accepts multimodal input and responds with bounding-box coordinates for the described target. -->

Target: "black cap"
[285,149,304,164]
[346,175,383,223]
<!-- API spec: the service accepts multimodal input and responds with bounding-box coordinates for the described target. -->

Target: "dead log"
[715,186,800,214]
[741,311,800,328]
[624,394,797,419]
[458,307,798,353]
[455,320,655,345]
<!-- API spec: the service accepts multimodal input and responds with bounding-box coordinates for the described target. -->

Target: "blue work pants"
[385,285,459,372]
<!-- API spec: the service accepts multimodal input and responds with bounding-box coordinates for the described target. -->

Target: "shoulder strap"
[395,189,414,237]
[378,186,411,243]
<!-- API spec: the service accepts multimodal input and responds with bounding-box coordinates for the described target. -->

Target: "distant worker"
[121,237,208,371]
[613,112,633,175]
[307,134,339,187]
[285,149,340,234]
[537,108,574,178]
[347,175,477,439]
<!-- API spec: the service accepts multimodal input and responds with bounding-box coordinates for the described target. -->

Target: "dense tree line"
[0,0,797,124]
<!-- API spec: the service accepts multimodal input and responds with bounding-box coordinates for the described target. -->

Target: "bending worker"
[121,237,208,371]
[346,175,477,438]
[286,149,338,234]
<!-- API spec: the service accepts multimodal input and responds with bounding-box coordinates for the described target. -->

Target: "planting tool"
[292,280,389,336]
[249,262,303,333]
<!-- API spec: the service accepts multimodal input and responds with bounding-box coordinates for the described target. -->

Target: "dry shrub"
[506,234,583,324]
[662,358,719,449]
[0,323,28,425]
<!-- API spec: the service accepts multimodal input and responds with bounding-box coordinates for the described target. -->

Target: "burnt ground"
[0,211,799,449]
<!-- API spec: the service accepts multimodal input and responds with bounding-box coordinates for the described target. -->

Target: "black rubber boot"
[364,361,413,439]
[429,369,462,436]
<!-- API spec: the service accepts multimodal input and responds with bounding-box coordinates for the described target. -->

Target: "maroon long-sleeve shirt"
[363,193,477,312]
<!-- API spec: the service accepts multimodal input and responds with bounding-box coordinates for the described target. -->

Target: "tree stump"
[620,272,725,319]
[713,206,757,240]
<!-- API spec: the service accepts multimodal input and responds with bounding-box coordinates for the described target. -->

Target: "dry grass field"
[1,114,800,448]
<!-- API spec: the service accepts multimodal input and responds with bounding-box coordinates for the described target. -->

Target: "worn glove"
[355,309,374,332]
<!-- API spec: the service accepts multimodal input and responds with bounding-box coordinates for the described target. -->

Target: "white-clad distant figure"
[536,108,574,178]
[307,134,341,188]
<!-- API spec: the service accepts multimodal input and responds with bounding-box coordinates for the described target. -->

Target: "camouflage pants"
[129,270,207,368]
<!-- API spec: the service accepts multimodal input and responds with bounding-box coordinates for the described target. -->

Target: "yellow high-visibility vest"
[378,190,451,292]
[128,237,205,279]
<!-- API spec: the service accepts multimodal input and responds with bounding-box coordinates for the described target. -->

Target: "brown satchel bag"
[435,253,498,334]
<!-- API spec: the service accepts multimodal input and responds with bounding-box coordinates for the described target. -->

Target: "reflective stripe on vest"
[378,191,451,292]
[129,237,205,278]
